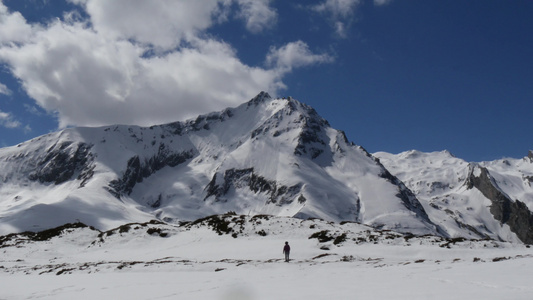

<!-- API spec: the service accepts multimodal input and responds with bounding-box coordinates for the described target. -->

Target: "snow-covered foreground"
[2,215,533,299]
[3,257,533,300]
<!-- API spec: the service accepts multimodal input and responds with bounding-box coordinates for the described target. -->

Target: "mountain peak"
[0,93,448,238]
[246,91,272,107]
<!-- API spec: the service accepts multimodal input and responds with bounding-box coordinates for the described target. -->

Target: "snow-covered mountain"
[375,150,533,243]
[2,92,532,243]
[0,92,436,236]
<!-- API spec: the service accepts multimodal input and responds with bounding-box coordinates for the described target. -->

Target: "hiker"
[283,241,290,262]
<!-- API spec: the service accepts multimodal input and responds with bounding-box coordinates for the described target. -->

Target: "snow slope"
[1,216,532,300]
[375,150,533,243]
[0,92,436,236]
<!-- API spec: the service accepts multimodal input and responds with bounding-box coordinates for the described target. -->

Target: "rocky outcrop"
[246,91,272,107]
[378,168,434,227]
[465,165,533,244]
[294,115,328,160]
[204,168,304,205]
[28,141,95,186]
[108,145,195,197]
[292,102,331,161]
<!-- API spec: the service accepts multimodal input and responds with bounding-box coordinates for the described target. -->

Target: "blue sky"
[0,0,531,162]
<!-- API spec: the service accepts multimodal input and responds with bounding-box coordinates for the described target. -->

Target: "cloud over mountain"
[0,1,332,129]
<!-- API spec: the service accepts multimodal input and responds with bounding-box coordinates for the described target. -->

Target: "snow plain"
[2,216,533,299]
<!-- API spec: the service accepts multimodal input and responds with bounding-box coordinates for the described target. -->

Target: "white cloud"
[0,20,143,127]
[0,110,21,129]
[0,82,11,95]
[374,0,393,6]
[266,41,334,72]
[334,21,347,39]
[309,0,361,38]
[0,3,33,44]
[0,1,321,129]
[0,20,283,128]
[24,104,43,116]
[311,0,361,18]
[66,0,88,5]
[236,0,277,33]
[68,0,230,50]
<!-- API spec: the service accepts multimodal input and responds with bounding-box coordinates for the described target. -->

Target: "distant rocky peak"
[464,163,492,190]
[246,91,272,107]
[464,163,533,244]
[246,92,329,124]
[163,93,278,135]
[286,97,329,126]
[528,150,533,162]
[402,150,423,159]
[441,150,456,158]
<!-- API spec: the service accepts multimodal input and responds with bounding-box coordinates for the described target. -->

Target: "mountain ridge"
[1,92,532,243]
[375,150,533,243]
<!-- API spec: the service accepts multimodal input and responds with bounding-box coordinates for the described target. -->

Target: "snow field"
[2,246,533,300]
[1,216,533,299]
